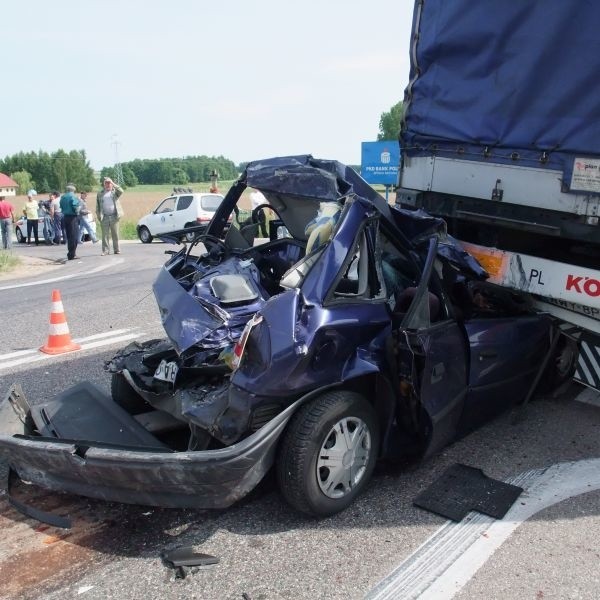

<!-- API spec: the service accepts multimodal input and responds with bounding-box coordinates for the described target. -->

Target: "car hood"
[153,255,269,354]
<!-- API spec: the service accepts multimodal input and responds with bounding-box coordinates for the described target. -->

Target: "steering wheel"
[251,203,276,223]
[196,234,228,258]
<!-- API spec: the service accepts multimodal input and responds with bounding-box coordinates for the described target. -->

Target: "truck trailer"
[398,0,600,392]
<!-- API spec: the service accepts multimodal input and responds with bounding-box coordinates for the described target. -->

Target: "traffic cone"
[39,289,81,355]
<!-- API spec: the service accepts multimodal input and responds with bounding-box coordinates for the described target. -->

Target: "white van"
[137,192,224,243]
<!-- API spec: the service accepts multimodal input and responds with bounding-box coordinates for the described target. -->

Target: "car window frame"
[176,195,194,211]
[155,197,177,214]
[323,216,387,307]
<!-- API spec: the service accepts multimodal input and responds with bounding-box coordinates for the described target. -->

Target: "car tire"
[111,372,149,415]
[138,226,153,244]
[539,335,579,393]
[183,223,197,243]
[276,390,379,517]
[15,227,25,243]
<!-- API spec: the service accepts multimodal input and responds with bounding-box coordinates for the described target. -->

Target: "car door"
[392,237,469,458]
[458,313,551,434]
[146,196,178,235]
[174,195,194,230]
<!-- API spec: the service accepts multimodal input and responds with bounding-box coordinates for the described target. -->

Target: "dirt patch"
[0,255,64,282]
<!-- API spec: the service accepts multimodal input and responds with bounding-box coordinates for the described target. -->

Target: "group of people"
[0,178,124,260]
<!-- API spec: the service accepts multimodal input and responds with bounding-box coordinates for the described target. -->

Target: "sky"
[3,1,414,171]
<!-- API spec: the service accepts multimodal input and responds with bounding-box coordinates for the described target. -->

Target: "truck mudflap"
[0,384,302,510]
[571,330,600,391]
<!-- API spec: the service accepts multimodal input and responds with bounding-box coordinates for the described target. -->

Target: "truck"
[397,0,600,392]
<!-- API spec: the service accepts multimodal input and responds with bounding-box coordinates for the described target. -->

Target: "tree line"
[0,150,97,194]
[100,155,238,188]
[2,105,403,196]
[1,152,240,194]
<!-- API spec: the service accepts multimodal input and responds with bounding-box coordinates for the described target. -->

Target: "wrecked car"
[0,155,573,518]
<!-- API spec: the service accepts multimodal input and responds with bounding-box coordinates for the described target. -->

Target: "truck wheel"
[111,372,149,415]
[138,226,153,244]
[16,227,25,243]
[277,390,379,517]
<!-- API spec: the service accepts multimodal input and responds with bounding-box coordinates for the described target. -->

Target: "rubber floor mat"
[413,463,523,521]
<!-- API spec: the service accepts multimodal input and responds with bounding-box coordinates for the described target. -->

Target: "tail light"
[196,217,210,223]
[232,314,264,370]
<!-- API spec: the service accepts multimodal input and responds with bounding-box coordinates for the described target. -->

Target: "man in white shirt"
[96,177,124,255]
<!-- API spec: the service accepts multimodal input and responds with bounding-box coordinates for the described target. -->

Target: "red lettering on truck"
[566,275,600,297]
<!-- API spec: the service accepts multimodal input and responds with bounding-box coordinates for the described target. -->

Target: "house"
[0,173,18,196]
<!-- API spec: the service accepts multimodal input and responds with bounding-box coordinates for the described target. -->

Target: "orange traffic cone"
[39,289,82,355]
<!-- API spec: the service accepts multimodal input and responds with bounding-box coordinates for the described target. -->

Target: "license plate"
[153,359,179,384]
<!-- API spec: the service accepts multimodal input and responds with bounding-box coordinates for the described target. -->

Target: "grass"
[120,221,138,240]
[0,250,20,273]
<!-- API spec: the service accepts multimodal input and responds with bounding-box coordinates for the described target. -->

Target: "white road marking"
[0,329,143,370]
[367,387,600,600]
[0,259,124,291]
[575,386,600,408]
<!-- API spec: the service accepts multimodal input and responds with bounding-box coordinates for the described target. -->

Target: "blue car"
[0,156,574,518]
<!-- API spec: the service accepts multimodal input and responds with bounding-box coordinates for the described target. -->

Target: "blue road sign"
[361,141,400,185]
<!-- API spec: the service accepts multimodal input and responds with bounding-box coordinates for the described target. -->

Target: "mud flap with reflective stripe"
[574,333,600,391]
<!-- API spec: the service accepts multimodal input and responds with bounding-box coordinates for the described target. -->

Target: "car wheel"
[277,390,379,517]
[540,335,579,392]
[138,226,153,244]
[111,372,149,415]
[15,227,25,243]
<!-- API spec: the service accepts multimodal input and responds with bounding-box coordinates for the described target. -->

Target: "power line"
[111,135,124,186]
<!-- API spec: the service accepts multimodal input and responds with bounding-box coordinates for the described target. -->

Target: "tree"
[377,101,405,141]
[0,149,96,192]
[171,168,189,185]
[10,170,34,194]
[121,166,138,188]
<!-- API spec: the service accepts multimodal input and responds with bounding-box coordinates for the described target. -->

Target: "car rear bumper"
[0,385,299,509]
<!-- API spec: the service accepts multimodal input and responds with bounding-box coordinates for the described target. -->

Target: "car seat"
[304,202,341,254]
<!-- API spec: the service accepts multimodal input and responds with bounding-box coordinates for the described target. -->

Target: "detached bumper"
[0,385,299,509]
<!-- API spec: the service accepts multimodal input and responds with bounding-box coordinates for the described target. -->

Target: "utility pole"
[111,134,124,186]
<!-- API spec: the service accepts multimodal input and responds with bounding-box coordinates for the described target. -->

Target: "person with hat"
[96,177,124,255]
[23,190,40,245]
[0,195,16,250]
[60,183,81,260]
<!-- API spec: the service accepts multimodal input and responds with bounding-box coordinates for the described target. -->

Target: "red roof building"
[0,173,18,196]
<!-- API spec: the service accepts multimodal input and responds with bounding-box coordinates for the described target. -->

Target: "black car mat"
[413,463,523,522]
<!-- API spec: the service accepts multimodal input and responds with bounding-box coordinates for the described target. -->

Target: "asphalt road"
[0,241,599,600]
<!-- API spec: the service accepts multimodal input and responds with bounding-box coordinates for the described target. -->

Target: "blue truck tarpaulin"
[401,0,600,191]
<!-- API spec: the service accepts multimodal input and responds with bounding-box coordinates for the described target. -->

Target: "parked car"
[14,216,44,243]
[0,156,575,519]
[137,192,224,243]
[15,213,96,243]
